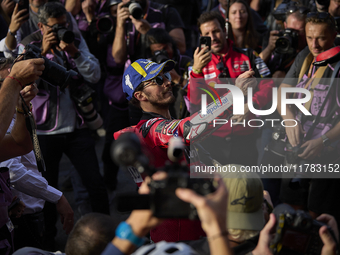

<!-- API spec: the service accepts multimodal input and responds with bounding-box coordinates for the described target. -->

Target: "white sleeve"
[0,153,62,204]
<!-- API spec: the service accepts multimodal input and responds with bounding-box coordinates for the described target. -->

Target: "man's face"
[329,0,340,17]
[306,22,336,57]
[150,43,174,59]
[40,15,68,37]
[138,72,175,108]
[285,14,306,50]
[200,19,227,54]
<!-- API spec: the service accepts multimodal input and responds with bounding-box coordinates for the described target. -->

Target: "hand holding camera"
[10,57,45,87]
[116,2,131,28]
[267,30,280,53]
[41,28,59,56]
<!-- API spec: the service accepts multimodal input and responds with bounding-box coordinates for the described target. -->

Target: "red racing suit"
[188,39,274,137]
[114,111,209,243]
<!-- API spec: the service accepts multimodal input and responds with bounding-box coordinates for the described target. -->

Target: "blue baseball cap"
[122,59,175,100]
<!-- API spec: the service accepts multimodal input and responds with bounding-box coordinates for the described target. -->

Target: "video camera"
[112,133,215,219]
[271,204,338,255]
[22,44,77,90]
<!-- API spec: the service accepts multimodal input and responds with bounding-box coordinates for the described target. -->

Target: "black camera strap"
[304,61,340,141]
[20,96,46,173]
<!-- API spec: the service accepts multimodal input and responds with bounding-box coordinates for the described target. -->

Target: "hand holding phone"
[199,36,211,53]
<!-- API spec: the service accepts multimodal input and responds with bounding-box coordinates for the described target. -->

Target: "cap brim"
[227,208,265,231]
[143,60,175,82]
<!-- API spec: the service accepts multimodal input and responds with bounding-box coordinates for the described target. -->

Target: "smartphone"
[14,0,29,19]
[199,36,211,52]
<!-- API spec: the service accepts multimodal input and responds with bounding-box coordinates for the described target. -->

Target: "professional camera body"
[23,44,103,130]
[151,49,169,64]
[50,24,75,44]
[23,44,77,89]
[112,133,215,219]
[275,28,299,55]
[271,204,337,255]
[123,0,143,19]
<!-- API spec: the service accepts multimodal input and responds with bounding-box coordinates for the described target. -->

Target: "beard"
[144,88,175,109]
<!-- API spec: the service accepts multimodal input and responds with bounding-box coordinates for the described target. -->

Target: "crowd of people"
[0,0,340,254]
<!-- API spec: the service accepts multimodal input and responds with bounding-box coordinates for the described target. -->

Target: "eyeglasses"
[143,72,171,88]
[44,23,70,29]
[306,12,335,24]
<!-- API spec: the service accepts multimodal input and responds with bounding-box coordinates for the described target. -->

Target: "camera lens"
[276,37,290,54]
[129,2,143,19]
[96,16,113,34]
[58,29,75,44]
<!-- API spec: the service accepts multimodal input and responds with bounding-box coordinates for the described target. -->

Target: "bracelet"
[16,102,32,114]
[208,231,229,241]
[192,68,202,74]
[6,76,23,88]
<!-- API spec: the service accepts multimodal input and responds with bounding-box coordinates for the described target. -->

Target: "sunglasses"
[217,61,229,79]
[143,72,171,88]
[306,12,335,24]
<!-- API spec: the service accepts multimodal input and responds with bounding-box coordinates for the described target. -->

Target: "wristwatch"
[321,134,331,147]
[115,221,145,247]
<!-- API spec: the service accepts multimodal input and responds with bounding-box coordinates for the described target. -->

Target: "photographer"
[112,0,186,65]
[3,0,83,58]
[189,11,273,167]
[17,2,109,250]
[146,27,192,118]
[259,4,308,78]
[0,56,44,255]
[101,173,232,255]
[278,13,340,224]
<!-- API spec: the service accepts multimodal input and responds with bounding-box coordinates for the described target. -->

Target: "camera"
[50,24,75,44]
[275,28,299,55]
[271,204,337,255]
[69,84,103,130]
[95,15,114,34]
[123,0,143,20]
[151,50,169,64]
[23,44,77,90]
[112,133,216,219]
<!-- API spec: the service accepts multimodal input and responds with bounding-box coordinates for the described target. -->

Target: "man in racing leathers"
[114,58,233,243]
